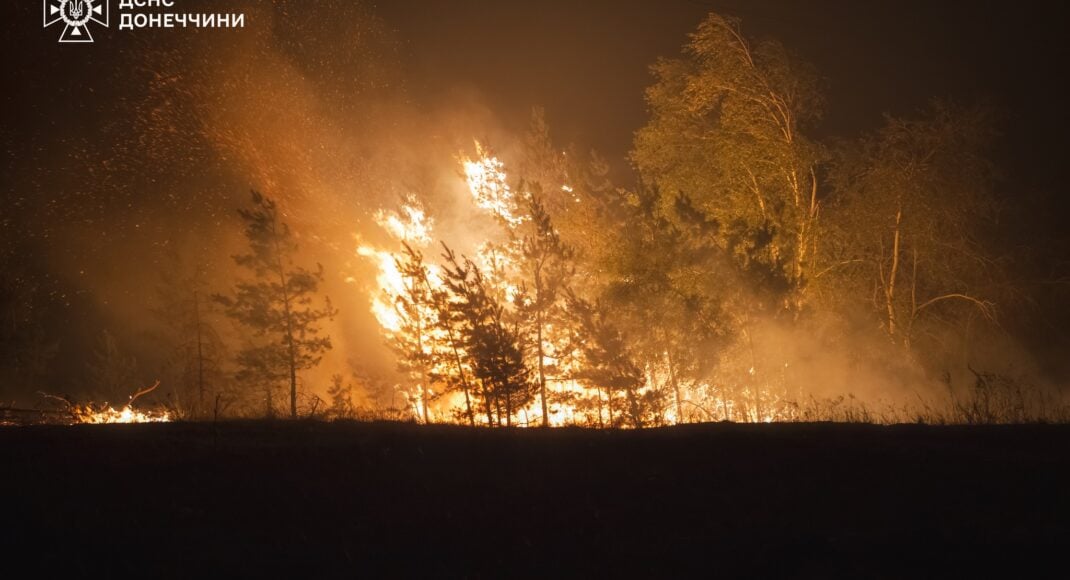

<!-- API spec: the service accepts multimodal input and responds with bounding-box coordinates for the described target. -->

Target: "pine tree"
[440,244,532,427]
[326,374,356,420]
[154,249,225,419]
[387,242,449,423]
[518,193,574,426]
[567,293,654,428]
[216,191,337,419]
[86,329,139,402]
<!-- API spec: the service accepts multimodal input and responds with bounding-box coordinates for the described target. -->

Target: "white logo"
[43,0,109,43]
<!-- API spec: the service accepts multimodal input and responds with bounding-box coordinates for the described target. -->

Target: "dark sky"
[374,0,1068,195]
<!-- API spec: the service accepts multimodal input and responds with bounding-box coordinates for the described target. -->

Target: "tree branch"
[127,380,162,408]
[914,293,995,322]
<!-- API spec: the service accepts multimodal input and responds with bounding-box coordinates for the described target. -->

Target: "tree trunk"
[537,307,549,427]
[596,386,604,429]
[288,345,298,420]
[666,349,682,423]
[884,205,903,342]
[445,331,475,427]
[272,222,299,420]
[505,388,513,427]
[421,384,431,424]
[480,381,494,427]
[194,290,205,419]
[626,387,642,429]
[605,386,614,427]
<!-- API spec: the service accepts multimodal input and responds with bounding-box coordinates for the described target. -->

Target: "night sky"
[2,0,1069,399]
[376,0,1067,193]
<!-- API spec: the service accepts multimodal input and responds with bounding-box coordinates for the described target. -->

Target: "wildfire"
[359,146,589,426]
[33,381,173,425]
[357,145,792,427]
[374,196,433,246]
[359,196,438,334]
[358,245,406,333]
[75,405,172,424]
[74,380,173,424]
[463,144,526,227]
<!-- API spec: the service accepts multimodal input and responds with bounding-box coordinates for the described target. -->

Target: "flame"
[357,145,794,427]
[463,143,526,227]
[358,245,406,333]
[75,405,172,424]
[358,196,441,334]
[374,196,433,245]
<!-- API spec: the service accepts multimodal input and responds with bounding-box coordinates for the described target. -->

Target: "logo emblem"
[43,0,109,43]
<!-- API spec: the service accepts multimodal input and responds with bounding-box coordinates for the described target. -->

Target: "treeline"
[369,12,1057,426]
[2,11,1061,424]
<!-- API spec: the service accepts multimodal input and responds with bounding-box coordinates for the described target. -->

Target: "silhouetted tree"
[216,191,336,419]
[326,374,356,420]
[385,242,449,423]
[567,292,654,428]
[441,244,532,426]
[86,329,138,401]
[154,249,225,418]
[599,186,732,423]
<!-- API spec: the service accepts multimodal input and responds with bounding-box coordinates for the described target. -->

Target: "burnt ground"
[1,421,1068,578]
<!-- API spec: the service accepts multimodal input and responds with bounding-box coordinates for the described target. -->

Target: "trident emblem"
[43,0,110,43]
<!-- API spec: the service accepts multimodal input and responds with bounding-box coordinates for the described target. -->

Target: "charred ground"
[1,421,1067,577]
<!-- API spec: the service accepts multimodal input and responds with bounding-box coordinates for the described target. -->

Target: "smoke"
[3,1,1064,419]
[1,0,529,406]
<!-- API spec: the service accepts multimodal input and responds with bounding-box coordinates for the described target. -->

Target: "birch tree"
[633,12,825,313]
[825,102,1000,352]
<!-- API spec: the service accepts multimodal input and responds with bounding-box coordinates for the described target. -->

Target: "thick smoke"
[1,0,523,405]
[2,1,1065,419]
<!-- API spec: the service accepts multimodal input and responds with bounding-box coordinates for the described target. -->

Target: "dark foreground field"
[1,421,1068,577]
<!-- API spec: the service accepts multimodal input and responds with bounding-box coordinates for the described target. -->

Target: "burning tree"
[599,187,732,423]
[216,191,337,419]
[358,197,476,423]
[359,143,680,427]
[517,193,575,427]
[441,245,533,427]
[385,242,451,423]
[567,293,657,428]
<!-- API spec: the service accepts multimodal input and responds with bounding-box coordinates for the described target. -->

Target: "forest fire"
[360,146,588,426]
[7,1,1070,576]
[360,146,688,427]
[355,140,972,427]
[4,3,1068,430]
[72,404,172,425]
[33,381,172,425]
